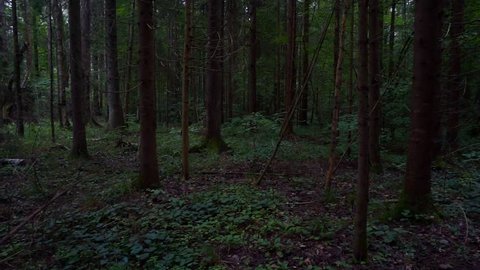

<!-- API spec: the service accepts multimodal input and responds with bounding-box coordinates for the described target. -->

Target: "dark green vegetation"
[1,117,479,269]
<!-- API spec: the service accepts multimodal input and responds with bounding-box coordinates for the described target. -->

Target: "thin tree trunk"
[446,0,464,151]
[388,0,396,77]
[21,0,33,79]
[81,0,92,124]
[182,0,193,180]
[105,0,125,129]
[248,0,258,113]
[138,0,160,188]
[283,0,296,136]
[353,0,369,261]
[402,0,444,214]
[299,0,310,125]
[48,0,55,142]
[12,0,24,136]
[226,0,237,119]
[325,1,350,191]
[369,0,382,171]
[53,0,69,127]
[346,0,355,157]
[124,0,136,115]
[68,0,89,158]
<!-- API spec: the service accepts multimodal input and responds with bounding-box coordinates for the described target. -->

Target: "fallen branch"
[0,171,82,245]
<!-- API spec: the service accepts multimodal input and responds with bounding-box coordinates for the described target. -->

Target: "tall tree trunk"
[182,0,193,180]
[402,0,444,214]
[369,0,382,171]
[333,0,341,87]
[248,0,258,113]
[0,0,8,114]
[205,0,226,152]
[124,0,136,115]
[273,0,282,114]
[353,0,369,262]
[325,1,350,191]
[226,0,237,119]
[347,0,355,157]
[68,0,89,158]
[48,0,55,142]
[105,0,125,129]
[299,0,310,125]
[12,0,24,136]
[446,0,464,151]
[33,15,39,77]
[81,0,92,124]
[21,0,33,79]
[283,0,296,136]
[138,0,159,188]
[388,0,396,77]
[53,0,69,127]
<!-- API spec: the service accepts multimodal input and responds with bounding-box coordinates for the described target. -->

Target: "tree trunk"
[105,0,125,129]
[21,0,33,79]
[226,0,237,119]
[402,0,444,214]
[12,0,24,136]
[353,0,369,262]
[369,0,382,171]
[205,0,226,152]
[68,0,89,158]
[48,0,55,142]
[299,0,310,125]
[124,0,136,116]
[346,0,355,157]
[446,0,464,151]
[81,0,91,124]
[248,0,258,113]
[325,1,350,191]
[53,0,69,127]
[283,0,296,136]
[138,0,160,188]
[388,0,396,77]
[182,0,193,180]
[0,0,7,121]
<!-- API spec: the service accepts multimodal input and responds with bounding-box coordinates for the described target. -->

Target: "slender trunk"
[226,0,237,119]
[21,0,33,79]
[138,0,159,188]
[388,0,396,77]
[69,0,89,158]
[182,0,193,180]
[33,15,39,77]
[402,0,444,214]
[446,0,464,151]
[248,0,258,113]
[81,0,92,124]
[347,0,355,157]
[283,0,296,136]
[299,0,310,125]
[105,0,125,129]
[124,0,136,115]
[273,0,282,113]
[369,0,382,171]
[48,0,55,142]
[12,0,24,136]
[53,0,68,127]
[325,1,350,190]
[353,0,369,261]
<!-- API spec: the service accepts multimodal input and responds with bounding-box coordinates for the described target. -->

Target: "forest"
[0,0,479,269]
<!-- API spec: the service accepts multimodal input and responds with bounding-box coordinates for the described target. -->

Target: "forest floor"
[0,116,479,269]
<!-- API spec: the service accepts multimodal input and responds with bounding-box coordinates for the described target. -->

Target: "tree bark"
[402,0,444,214]
[124,0,136,116]
[205,0,226,152]
[248,0,258,113]
[68,0,89,158]
[346,0,355,157]
[182,0,193,180]
[283,0,296,136]
[12,0,24,136]
[21,0,33,79]
[225,0,238,119]
[353,0,369,262]
[299,0,310,125]
[48,0,55,142]
[105,0,125,129]
[325,1,350,191]
[53,0,69,127]
[446,0,464,151]
[138,0,159,188]
[369,0,382,171]
[388,0,396,77]
[81,0,92,124]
